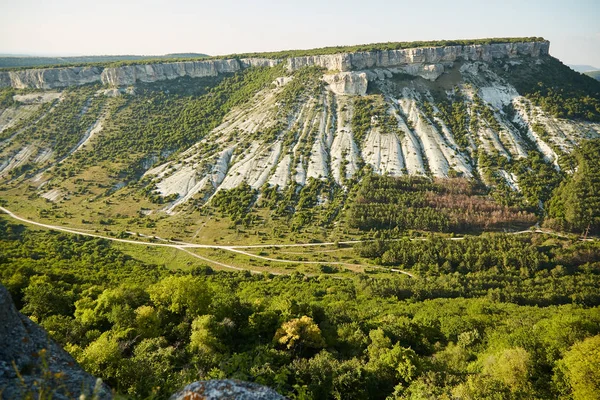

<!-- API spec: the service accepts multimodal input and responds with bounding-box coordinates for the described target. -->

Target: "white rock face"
[13,92,62,104]
[323,72,368,95]
[0,58,281,89]
[478,84,519,110]
[100,59,269,86]
[155,165,200,198]
[0,67,103,89]
[0,105,41,134]
[0,145,35,177]
[273,76,293,87]
[306,97,332,180]
[268,153,291,188]
[40,188,63,202]
[0,41,549,89]
[511,97,560,164]
[362,127,405,176]
[499,169,520,191]
[239,58,281,68]
[286,41,550,72]
[391,107,427,175]
[398,96,450,177]
[330,97,361,183]
[395,64,446,81]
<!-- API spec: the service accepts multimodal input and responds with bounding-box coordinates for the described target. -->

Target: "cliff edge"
[0,285,112,399]
[0,40,549,89]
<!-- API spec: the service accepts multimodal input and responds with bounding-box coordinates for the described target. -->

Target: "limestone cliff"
[0,58,280,89]
[286,41,550,71]
[323,71,368,95]
[100,57,280,86]
[0,66,103,89]
[0,41,548,89]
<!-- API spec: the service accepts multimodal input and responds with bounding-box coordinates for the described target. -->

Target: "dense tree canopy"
[1,218,600,399]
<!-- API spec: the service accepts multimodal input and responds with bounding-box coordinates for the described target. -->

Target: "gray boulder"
[0,285,112,399]
[169,379,287,400]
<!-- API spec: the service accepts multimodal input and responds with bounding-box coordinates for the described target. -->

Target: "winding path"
[0,206,414,277]
[3,205,588,278]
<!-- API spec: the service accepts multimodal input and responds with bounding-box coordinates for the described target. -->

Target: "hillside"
[1,38,599,241]
[1,37,600,400]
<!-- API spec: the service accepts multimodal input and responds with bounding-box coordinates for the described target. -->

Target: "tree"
[366,328,420,397]
[21,278,72,321]
[78,331,124,381]
[134,305,161,338]
[547,139,600,234]
[483,347,532,393]
[189,314,223,366]
[148,275,212,317]
[555,335,600,400]
[274,315,325,354]
[125,337,178,398]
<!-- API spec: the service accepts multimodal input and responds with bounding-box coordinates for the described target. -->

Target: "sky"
[1,0,599,67]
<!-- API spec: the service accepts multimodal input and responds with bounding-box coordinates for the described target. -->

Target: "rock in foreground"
[0,285,112,399]
[170,379,287,400]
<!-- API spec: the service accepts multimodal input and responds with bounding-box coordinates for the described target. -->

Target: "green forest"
[1,218,599,400]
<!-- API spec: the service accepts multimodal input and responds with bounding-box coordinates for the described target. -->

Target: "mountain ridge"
[0,39,548,89]
[1,37,599,242]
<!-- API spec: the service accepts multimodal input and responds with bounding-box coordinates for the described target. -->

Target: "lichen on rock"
[0,285,112,400]
[169,379,287,400]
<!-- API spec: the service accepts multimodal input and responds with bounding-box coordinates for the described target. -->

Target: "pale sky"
[1,0,599,67]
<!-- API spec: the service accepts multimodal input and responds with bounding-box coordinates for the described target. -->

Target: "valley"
[1,37,600,400]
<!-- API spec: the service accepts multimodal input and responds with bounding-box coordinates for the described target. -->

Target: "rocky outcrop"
[286,41,550,71]
[398,63,446,81]
[0,285,112,399]
[322,63,447,96]
[323,71,368,95]
[0,58,281,89]
[99,59,239,86]
[0,41,548,89]
[1,66,103,89]
[170,379,287,400]
[101,57,280,86]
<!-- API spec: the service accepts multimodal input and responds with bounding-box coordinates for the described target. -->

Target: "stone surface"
[0,285,112,399]
[169,379,287,400]
[99,59,236,86]
[0,58,281,89]
[323,71,368,95]
[0,41,548,89]
[286,41,550,71]
[1,66,103,89]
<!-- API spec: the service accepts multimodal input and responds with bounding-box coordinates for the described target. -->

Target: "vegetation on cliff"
[546,139,600,235]
[496,56,600,121]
